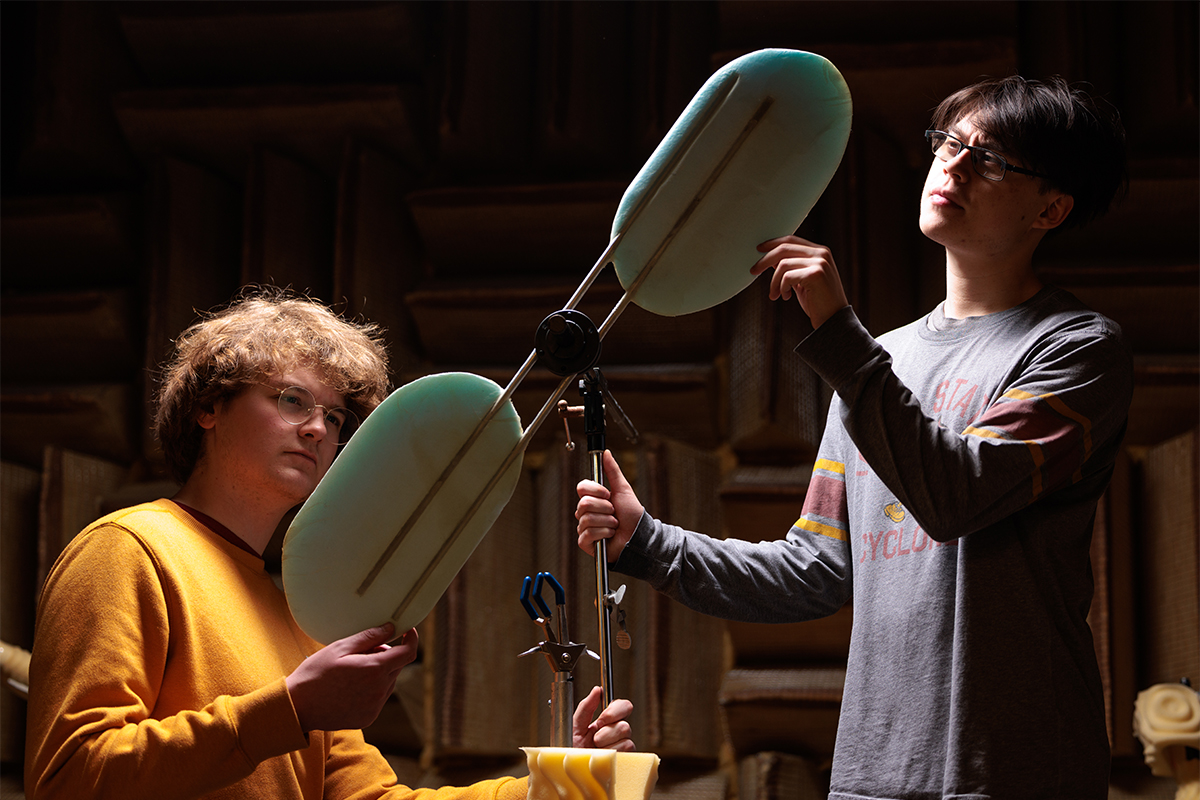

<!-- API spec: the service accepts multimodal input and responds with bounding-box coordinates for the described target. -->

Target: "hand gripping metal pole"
[582,373,616,709]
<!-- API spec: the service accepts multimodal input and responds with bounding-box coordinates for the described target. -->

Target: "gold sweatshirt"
[25,499,525,800]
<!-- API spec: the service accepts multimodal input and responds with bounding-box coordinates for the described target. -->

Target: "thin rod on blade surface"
[601,95,775,341]
[387,370,577,622]
[611,70,740,241]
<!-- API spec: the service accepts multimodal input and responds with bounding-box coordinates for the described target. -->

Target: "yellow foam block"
[523,747,660,800]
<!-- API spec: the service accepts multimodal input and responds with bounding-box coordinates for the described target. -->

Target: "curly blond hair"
[153,287,391,483]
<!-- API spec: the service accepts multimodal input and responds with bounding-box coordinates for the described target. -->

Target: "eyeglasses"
[925,130,1048,182]
[260,384,359,445]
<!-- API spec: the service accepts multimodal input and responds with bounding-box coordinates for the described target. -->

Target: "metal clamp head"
[535,310,602,377]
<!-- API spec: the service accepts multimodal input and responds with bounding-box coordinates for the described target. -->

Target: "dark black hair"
[931,75,1128,231]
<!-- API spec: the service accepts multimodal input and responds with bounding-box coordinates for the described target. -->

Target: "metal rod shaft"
[550,672,574,748]
[590,449,615,710]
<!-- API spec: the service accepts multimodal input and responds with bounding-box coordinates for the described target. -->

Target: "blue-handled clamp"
[536,572,565,612]
[517,571,596,673]
[520,571,568,643]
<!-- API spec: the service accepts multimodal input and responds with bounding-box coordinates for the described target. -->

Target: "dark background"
[2,2,1197,797]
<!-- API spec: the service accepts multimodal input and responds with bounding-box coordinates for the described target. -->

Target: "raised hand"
[286,623,418,733]
[751,236,849,328]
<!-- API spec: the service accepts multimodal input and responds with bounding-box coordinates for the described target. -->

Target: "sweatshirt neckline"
[164,499,266,567]
[922,286,1058,340]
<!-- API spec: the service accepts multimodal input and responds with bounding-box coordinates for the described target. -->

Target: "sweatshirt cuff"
[610,511,664,581]
[793,306,880,394]
[229,677,309,766]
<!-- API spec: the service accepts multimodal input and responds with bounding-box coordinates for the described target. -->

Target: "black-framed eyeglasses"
[925,130,1049,182]
[260,384,360,445]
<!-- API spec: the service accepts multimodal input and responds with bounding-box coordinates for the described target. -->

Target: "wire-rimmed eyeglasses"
[925,130,1049,182]
[260,384,359,445]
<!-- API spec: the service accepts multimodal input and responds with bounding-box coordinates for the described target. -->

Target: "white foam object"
[611,48,852,317]
[283,372,523,644]
[523,747,660,800]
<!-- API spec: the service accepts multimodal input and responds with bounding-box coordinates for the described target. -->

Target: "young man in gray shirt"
[575,76,1130,799]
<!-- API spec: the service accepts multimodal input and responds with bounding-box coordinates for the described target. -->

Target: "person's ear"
[1035,192,1074,231]
[196,402,219,431]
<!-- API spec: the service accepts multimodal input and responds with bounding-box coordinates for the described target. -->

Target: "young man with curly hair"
[26,289,633,800]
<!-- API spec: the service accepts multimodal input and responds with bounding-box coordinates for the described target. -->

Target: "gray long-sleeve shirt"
[614,287,1132,800]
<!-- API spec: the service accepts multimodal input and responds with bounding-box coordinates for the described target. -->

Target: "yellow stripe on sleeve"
[795,517,848,541]
[962,425,1002,440]
[814,458,845,475]
[1000,388,1094,458]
